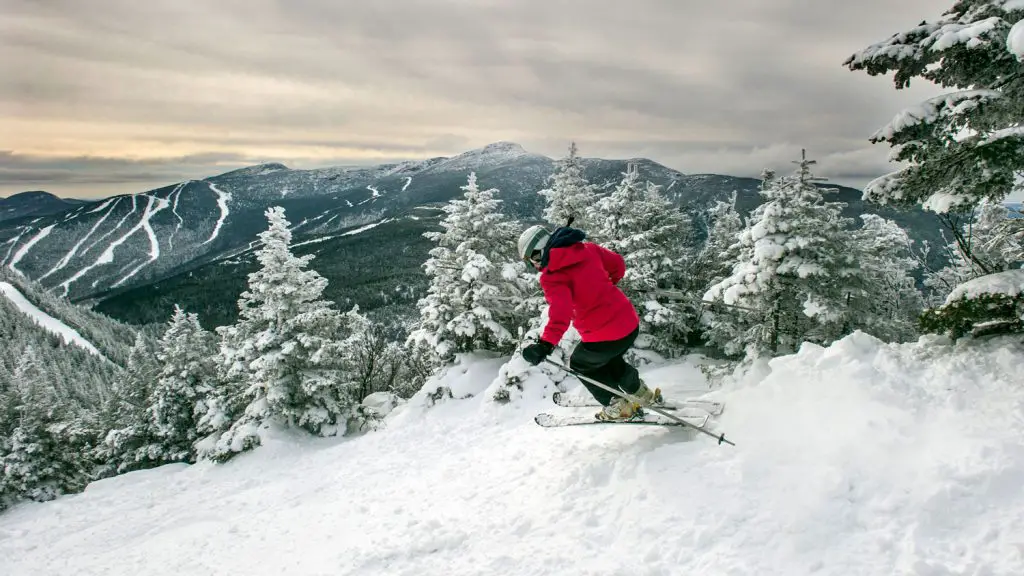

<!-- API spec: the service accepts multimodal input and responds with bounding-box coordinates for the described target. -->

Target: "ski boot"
[595,397,642,421]
[632,381,663,407]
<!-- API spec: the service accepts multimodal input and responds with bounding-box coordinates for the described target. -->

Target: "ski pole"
[542,358,735,446]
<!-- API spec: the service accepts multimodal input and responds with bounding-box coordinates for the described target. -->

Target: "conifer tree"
[199,206,357,462]
[539,142,601,232]
[924,200,1024,303]
[593,164,698,353]
[96,333,160,475]
[846,215,926,342]
[145,305,217,464]
[703,156,858,359]
[692,191,745,298]
[0,346,88,508]
[408,172,530,363]
[845,1,1024,213]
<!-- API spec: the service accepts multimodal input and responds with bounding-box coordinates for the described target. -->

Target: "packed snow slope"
[2,331,1023,576]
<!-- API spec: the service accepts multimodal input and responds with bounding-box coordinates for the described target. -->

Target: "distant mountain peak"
[213,162,290,179]
[479,141,527,155]
[5,190,59,201]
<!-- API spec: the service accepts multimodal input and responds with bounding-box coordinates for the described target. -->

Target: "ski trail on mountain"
[60,194,167,295]
[0,281,105,359]
[1,229,26,267]
[7,224,55,275]
[88,199,117,214]
[84,196,132,255]
[202,182,231,245]
[168,183,186,251]
[39,199,120,282]
[113,194,171,287]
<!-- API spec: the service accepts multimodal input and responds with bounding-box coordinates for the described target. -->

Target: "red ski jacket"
[539,236,639,346]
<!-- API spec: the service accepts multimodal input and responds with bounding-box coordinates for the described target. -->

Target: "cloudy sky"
[1,0,956,199]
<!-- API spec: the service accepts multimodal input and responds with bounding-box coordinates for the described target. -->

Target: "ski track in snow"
[0,282,104,358]
[202,182,231,245]
[402,176,412,191]
[2,333,1022,576]
[167,182,186,251]
[39,199,120,282]
[83,197,131,255]
[112,194,171,287]
[7,224,55,275]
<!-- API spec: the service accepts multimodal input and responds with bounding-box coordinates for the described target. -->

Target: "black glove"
[521,340,554,365]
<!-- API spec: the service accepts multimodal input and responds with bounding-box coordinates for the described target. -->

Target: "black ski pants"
[568,327,642,406]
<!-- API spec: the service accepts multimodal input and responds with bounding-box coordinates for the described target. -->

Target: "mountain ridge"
[0,142,947,328]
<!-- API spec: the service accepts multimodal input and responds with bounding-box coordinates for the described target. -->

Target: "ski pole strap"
[542,358,735,447]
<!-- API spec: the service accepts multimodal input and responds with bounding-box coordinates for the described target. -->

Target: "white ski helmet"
[517,224,551,261]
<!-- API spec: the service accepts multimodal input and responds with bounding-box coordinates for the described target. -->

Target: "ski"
[534,410,710,429]
[552,391,724,416]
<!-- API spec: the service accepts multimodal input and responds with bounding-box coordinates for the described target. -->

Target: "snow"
[201,182,231,245]
[983,126,1024,147]
[1010,20,1024,60]
[367,184,382,199]
[84,196,133,255]
[291,235,338,248]
[945,269,1024,304]
[340,219,392,236]
[59,194,169,296]
[0,281,103,357]
[871,90,1001,142]
[1001,0,1024,12]
[86,198,116,214]
[923,189,973,213]
[39,198,120,282]
[113,193,171,287]
[2,333,1023,575]
[402,176,412,191]
[167,183,186,250]
[931,17,1002,51]
[7,223,55,275]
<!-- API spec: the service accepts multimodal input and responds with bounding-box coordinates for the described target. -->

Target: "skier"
[517,223,662,421]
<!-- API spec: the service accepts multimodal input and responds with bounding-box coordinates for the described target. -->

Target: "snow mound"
[1,333,1023,575]
[945,269,1024,304]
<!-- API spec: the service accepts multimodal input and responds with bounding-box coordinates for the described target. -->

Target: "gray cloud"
[0,0,956,198]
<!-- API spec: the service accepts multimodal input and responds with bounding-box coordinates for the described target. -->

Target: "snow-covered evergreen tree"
[198,207,357,462]
[845,1,1024,213]
[539,142,601,233]
[0,346,88,508]
[408,172,531,364]
[95,333,161,476]
[703,157,858,359]
[144,305,217,464]
[924,200,1024,303]
[692,191,745,296]
[846,215,926,342]
[592,164,698,354]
